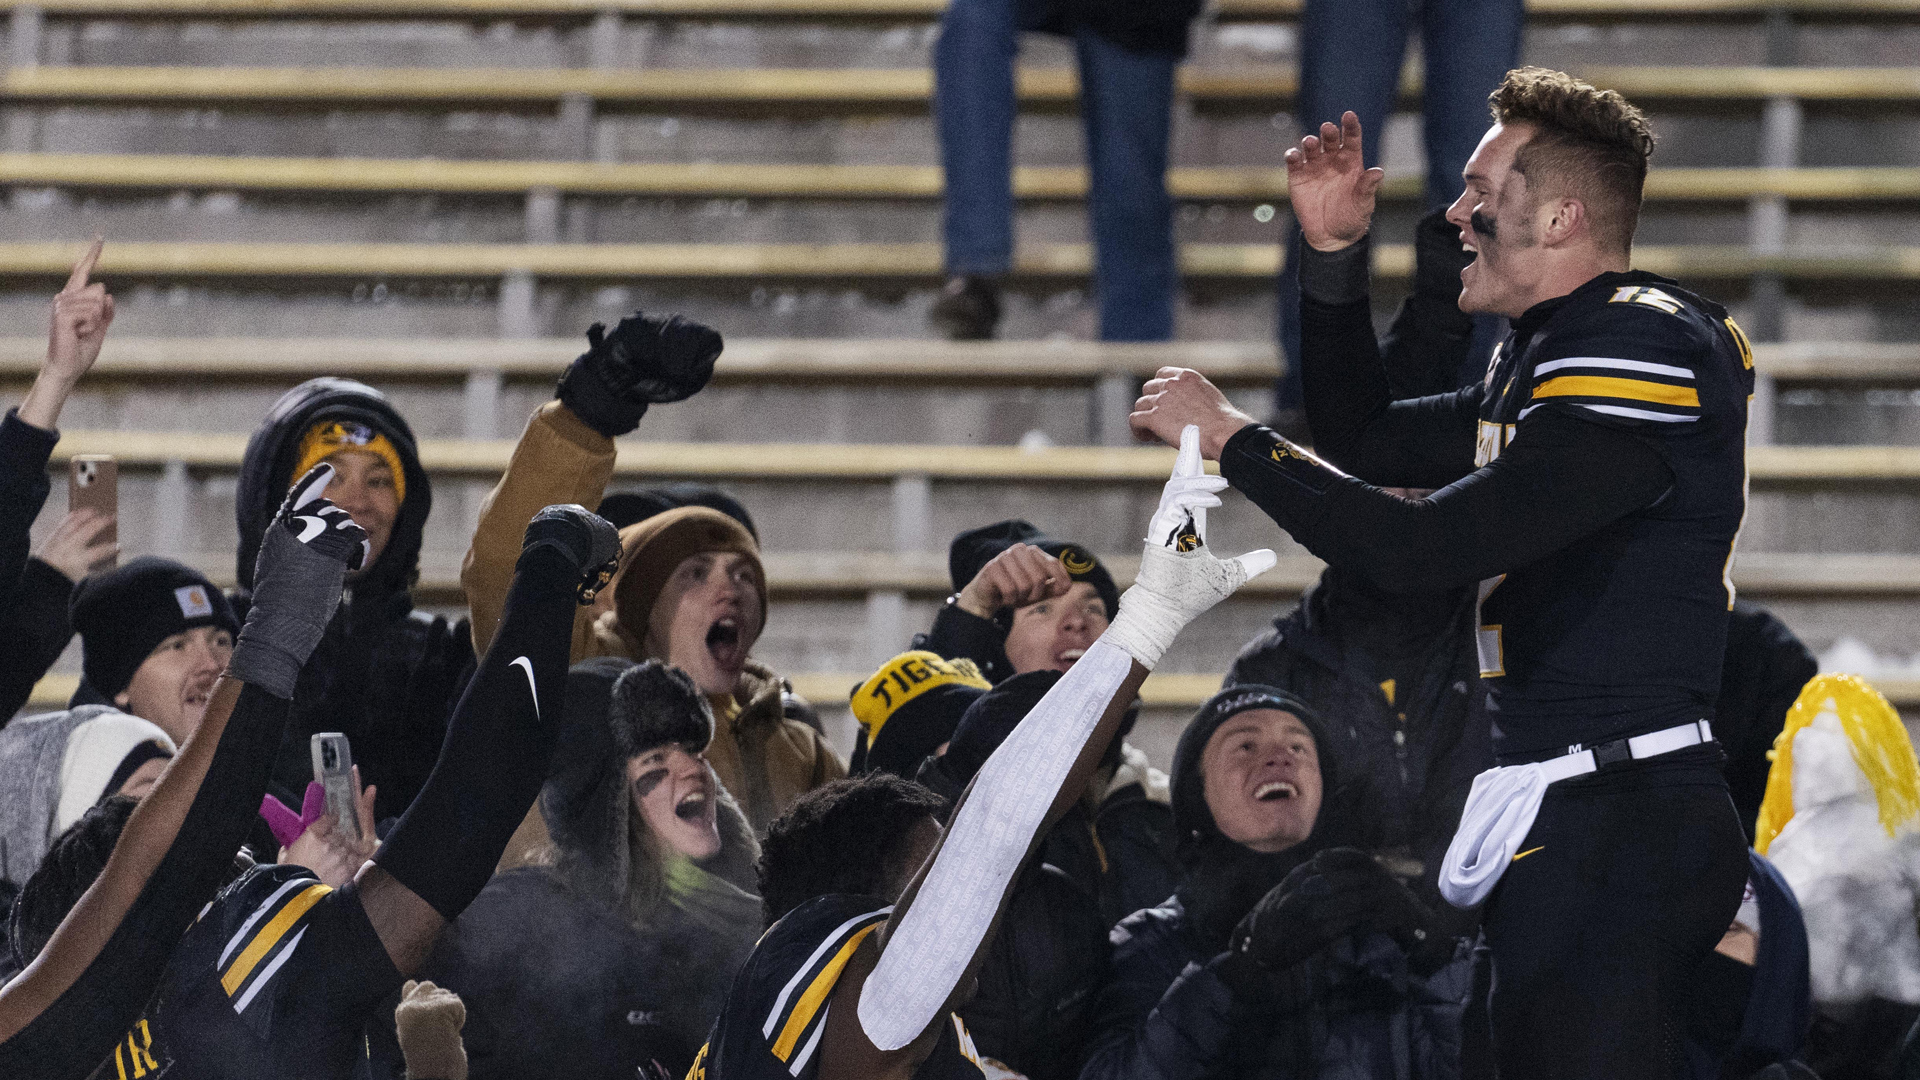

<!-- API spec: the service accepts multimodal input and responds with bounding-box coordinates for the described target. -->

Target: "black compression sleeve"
[371,547,577,921]
[1296,250,1481,489]
[1218,408,1675,593]
[0,683,289,1080]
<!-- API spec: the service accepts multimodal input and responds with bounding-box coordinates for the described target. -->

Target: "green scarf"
[665,853,763,939]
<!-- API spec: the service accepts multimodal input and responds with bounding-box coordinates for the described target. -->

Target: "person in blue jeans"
[930,0,1200,342]
[1274,0,1523,430]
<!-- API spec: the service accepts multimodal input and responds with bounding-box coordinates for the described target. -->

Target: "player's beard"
[1461,209,1535,316]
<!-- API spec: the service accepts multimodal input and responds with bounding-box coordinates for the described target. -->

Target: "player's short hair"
[756,773,946,927]
[1489,66,1655,254]
[9,795,138,970]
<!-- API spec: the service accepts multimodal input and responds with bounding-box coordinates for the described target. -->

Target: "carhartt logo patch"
[174,585,213,619]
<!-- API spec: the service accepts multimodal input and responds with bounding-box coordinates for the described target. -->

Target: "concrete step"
[4,336,1919,447]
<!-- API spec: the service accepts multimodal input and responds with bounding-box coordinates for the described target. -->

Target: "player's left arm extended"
[817,429,1278,1080]
[1220,405,1675,592]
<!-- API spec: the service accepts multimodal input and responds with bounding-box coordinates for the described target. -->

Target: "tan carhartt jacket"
[465,401,845,867]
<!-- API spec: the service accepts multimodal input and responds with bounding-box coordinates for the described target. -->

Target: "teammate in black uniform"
[693,435,1278,1080]
[6,491,620,1080]
[1130,69,1752,1077]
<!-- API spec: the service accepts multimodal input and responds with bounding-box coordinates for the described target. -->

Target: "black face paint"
[1470,210,1498,241]
[632,768,669,799]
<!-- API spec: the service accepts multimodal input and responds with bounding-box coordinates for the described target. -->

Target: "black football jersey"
[92,863,401,1080]
[1471,271,1755,757]
[691,894,986,1080]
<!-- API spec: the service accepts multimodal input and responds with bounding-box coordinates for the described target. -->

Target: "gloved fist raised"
[395,980,468,1080]
[556,311,723,438]
[229,463,370,699]
[1103,425,1276,670]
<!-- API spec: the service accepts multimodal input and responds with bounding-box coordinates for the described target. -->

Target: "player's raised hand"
[1285,111,1385,252]
[47,238,114,381]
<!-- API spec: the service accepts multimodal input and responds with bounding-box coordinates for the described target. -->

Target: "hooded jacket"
[1226,568,1489,926]
[234,378,474,823]
[420,657,763,1080]
[1079,689,1471,1080]
[464,400,842,842]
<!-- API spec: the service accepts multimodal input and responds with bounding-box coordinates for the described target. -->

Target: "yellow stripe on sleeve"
[219,883,330,996]
[1533,375,1700,409]
[771,922,883,1062]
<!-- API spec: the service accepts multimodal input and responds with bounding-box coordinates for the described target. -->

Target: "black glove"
[1412,208,1474,301]
[1228,849,1456,980]
[554,311,723,438]
[228,463,370,699]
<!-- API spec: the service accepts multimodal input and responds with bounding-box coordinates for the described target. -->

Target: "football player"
[1130,68,1755,1078]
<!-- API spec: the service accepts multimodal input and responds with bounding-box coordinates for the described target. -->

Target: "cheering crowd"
[1,58,1919,1080]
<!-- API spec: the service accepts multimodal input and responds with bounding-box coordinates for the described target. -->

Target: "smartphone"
[67,454,117,574]
[309,732,361,839]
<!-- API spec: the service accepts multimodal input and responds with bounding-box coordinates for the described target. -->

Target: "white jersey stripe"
[217,876,313,969]
[1533,356,1694,380]
[1519,402,1701,423]
[233,925,307,1015]
[763,906,892,1039]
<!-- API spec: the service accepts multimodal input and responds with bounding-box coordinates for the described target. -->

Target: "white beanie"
[55,712,175,839]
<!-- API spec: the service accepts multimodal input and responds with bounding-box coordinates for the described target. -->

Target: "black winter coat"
[0,412,76,723]
[233,379,473,823]
[1079,895,1471,1080]
[1226,573,1490,928]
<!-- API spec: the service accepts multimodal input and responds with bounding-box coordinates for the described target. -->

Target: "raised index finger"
[66,237,103,291]
[1340,111,1365,156]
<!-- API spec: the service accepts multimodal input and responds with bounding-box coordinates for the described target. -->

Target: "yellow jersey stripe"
[1533,375,1699,409]
[771,921,882,1062]
[219,883,330,996]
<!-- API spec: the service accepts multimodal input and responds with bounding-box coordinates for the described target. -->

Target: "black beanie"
[943,669,1062,786]
[947,519,1120,621]
[1170,685,1331,853]
[598,483,758,540]
[70,557,240,698]
[608,660,714,759]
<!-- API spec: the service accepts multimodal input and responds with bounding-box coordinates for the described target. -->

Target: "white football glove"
[1106,425,1277,670]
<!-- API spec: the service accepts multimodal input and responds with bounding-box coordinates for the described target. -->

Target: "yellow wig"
[1754,674,1920,855]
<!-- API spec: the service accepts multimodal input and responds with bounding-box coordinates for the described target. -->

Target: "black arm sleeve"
[0,560,76,719]
[1296,236,1482,489]
[0,682,290,1079]
[371,547,577,921]
[0,411,61,725]
[1218,409,1675,593]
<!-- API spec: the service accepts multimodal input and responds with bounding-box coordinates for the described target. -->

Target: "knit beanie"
[289,418,407,505]
[850,651,990,777]
[614,507,767,649]
[70,557,240,698]
[1170,685,1331,853]
[55,712,175,838]
[609,660,715,759]
[599,483,758,539]
[947,519,1120,620]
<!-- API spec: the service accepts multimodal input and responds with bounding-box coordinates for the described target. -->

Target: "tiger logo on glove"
[276,462,371,572]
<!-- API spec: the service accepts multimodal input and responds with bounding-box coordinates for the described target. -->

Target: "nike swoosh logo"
[509,656,538,720]
[1511,845,1545,863]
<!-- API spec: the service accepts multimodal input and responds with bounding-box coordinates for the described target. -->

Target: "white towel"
[1438,762,1552,909]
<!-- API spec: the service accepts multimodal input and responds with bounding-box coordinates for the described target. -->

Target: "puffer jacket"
[1226,570,1488,929]
[466,400,843,841]
[233,378,473,823]
[1079,895,1471,1080]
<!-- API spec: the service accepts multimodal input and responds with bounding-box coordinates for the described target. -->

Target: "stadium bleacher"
[3,0,1918,758]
